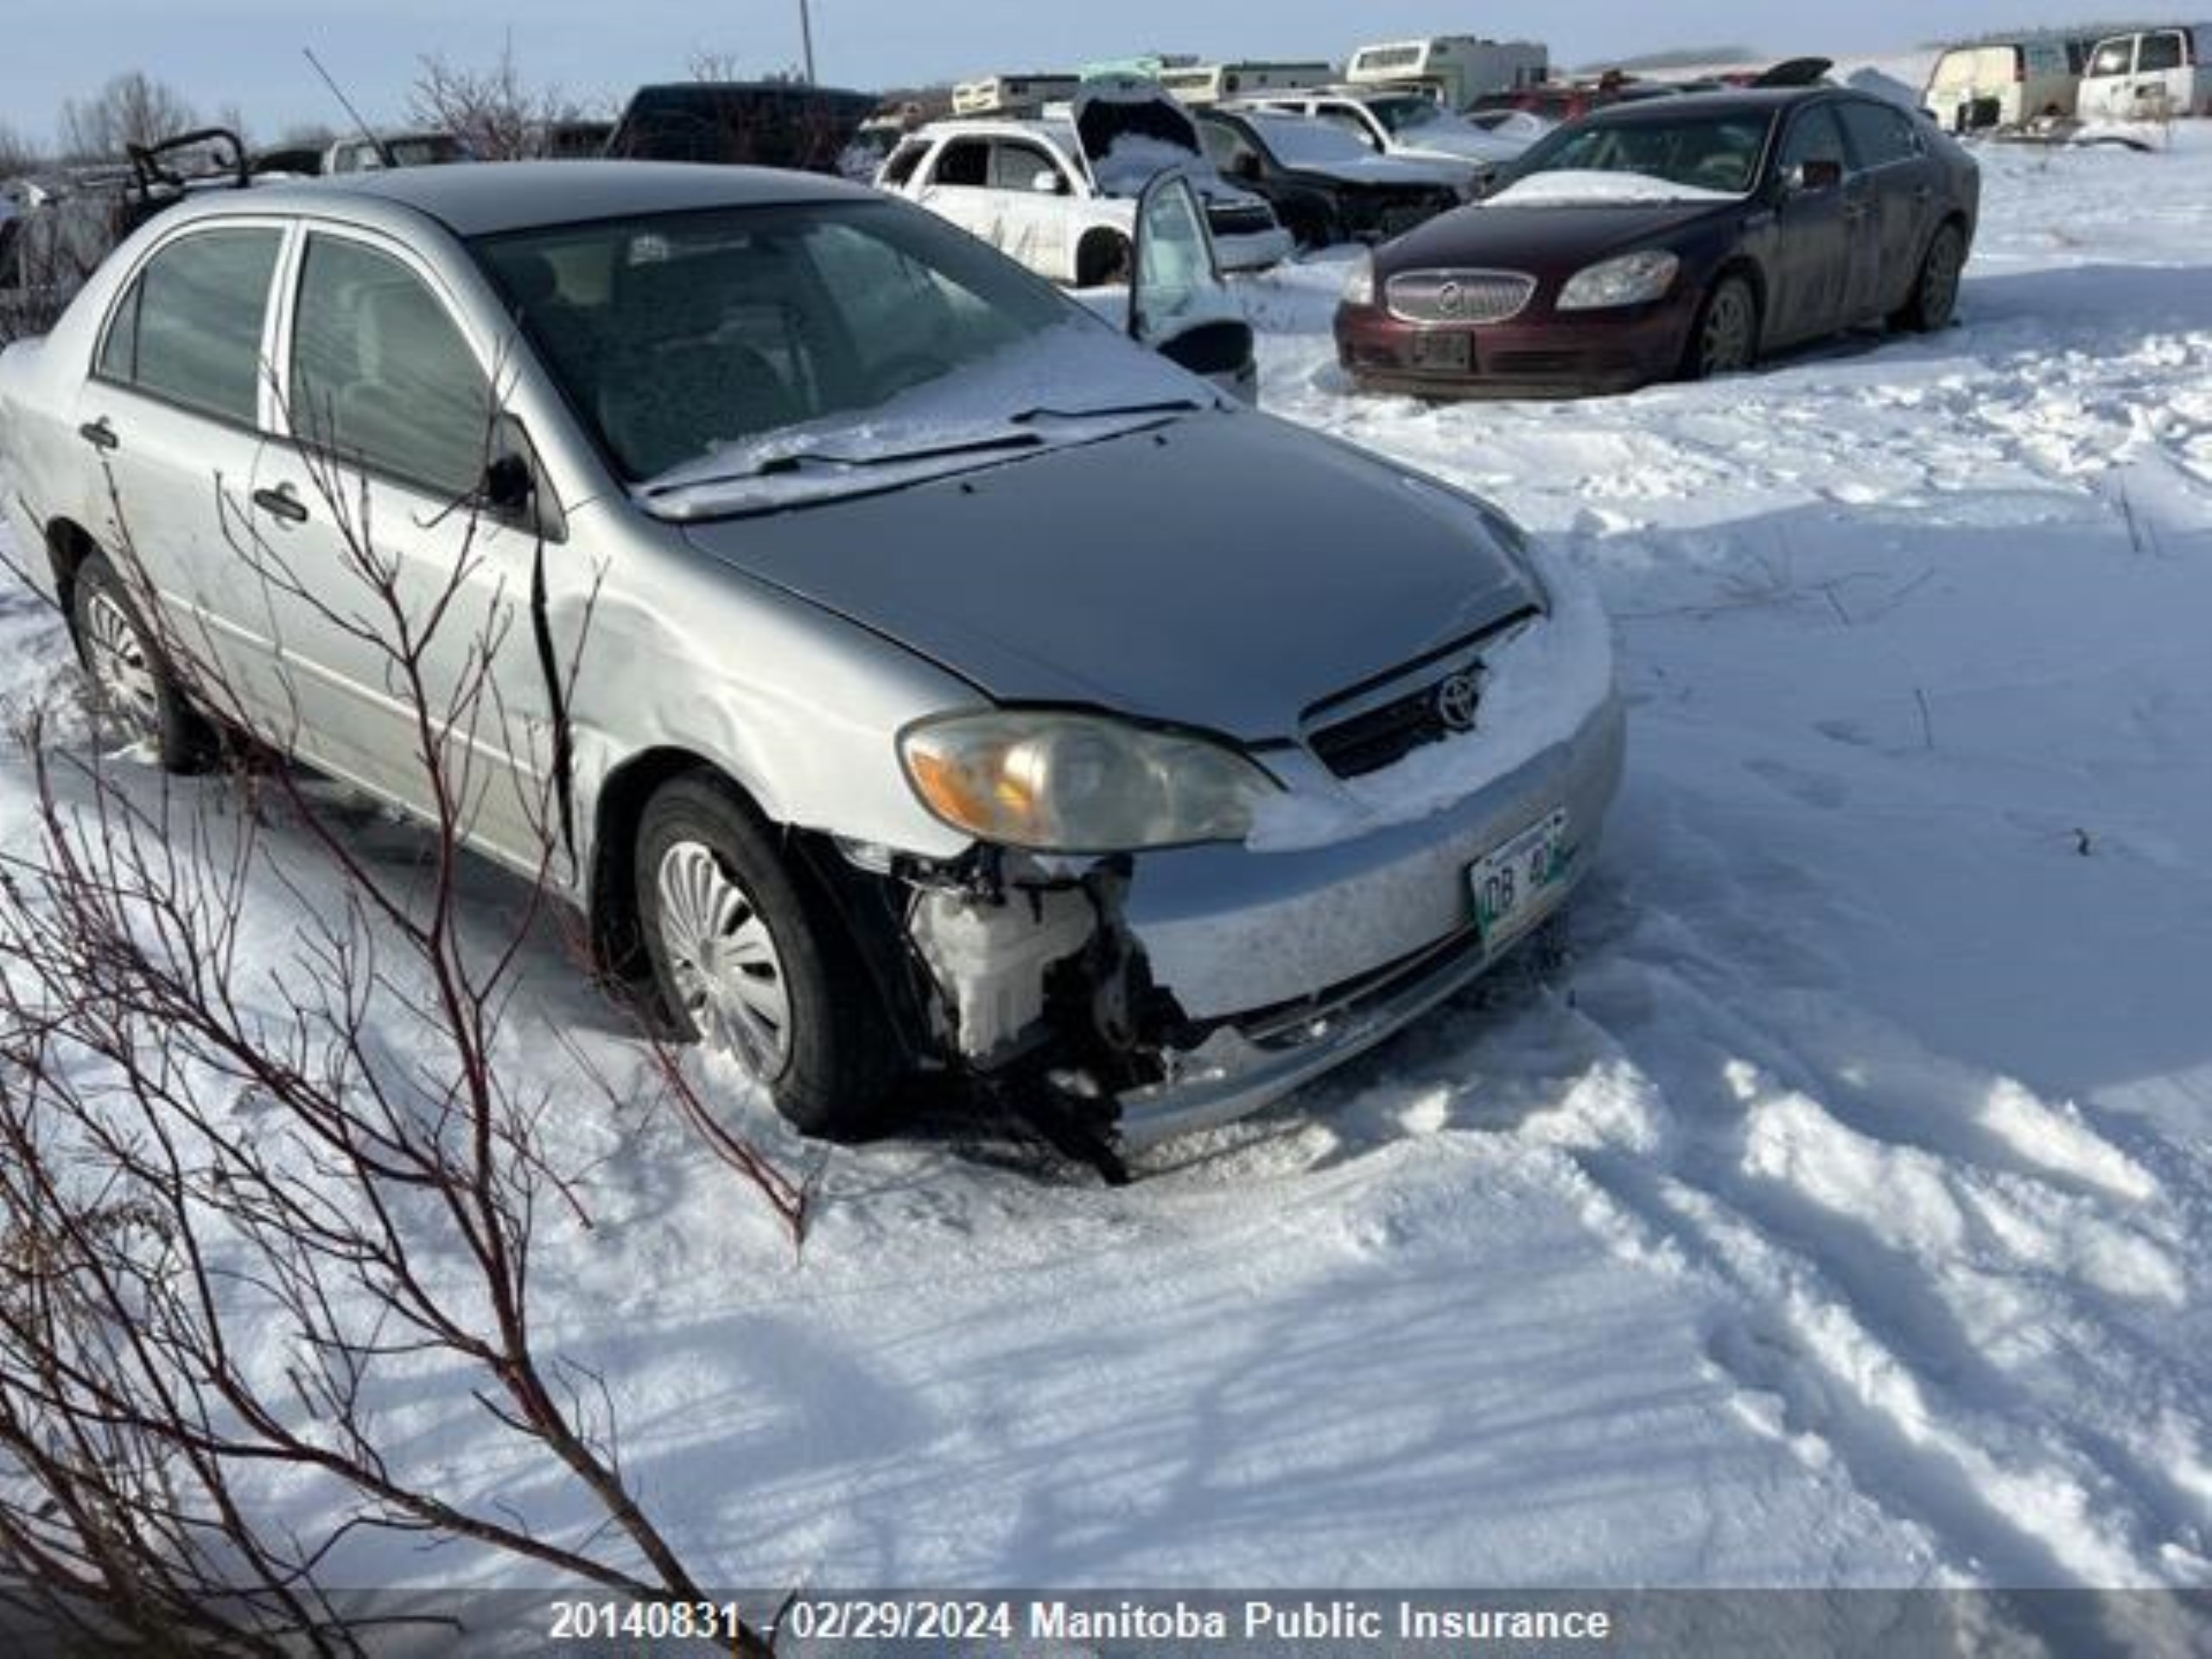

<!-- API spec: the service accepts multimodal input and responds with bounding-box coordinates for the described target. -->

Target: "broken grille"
[1384,269,1535,325]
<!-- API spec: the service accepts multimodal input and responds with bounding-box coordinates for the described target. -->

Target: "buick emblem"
[1433,670,1483,733]
[1437,280,1464,316]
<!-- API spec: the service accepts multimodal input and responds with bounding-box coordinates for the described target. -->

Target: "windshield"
[476,199,1129,486]
[1249,113,1374,167]
[1507,110,1775,196]
[1369,95,1445,134]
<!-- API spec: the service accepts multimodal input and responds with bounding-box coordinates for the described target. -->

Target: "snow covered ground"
[3,120,2209,1612]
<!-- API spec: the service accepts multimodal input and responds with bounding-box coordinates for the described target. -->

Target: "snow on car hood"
[1485,168,1744,207]
[677,414,1537,743]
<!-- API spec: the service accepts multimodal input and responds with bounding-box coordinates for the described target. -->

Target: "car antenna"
[302,47,397,168]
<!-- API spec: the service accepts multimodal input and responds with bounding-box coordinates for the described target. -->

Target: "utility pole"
[798,0,817,83]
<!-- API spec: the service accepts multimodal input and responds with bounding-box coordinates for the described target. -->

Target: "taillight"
[2013,54,2025,83]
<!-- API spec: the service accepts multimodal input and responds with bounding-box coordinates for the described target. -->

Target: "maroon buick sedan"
[1335,88,1980,398]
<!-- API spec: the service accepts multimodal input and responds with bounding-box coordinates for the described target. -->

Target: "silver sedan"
[0,161,1622,1158]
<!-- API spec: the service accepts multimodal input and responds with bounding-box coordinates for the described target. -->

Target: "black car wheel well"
[42,517,102,623]
[586,750,931,1059]
[1075,229,1131,288]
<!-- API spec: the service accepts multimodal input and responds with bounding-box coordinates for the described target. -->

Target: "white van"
[1154,61,1332,105]
[1922,35,2097,130]
[2077,25,2212,120]
[1344,37,1549,110]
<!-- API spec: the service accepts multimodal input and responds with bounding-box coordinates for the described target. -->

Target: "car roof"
[1581,86,1845,122]
[196,160,875,238]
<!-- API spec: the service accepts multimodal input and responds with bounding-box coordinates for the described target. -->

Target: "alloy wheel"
[1700,281,1757,376]
[654,840,793,1083]
[1921,228,1964,327]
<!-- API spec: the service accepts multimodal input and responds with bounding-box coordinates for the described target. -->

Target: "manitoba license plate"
[1410,330,1471,372]
[1468,808,1570,948]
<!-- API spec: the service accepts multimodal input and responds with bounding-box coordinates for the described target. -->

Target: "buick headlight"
[900,712,1280,852]
[1343,251,1376,308]
[1556,249,1680,311]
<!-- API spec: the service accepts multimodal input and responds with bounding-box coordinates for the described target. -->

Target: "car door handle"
[251,484,309,524]
[76,416,118,452]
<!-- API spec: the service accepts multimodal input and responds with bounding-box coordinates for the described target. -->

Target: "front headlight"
[1556,248,1680,311]
[1342,251,1376,308]
[899,711,1281,853]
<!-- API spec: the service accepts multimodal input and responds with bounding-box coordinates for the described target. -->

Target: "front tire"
[69,550,213,772]
[1893,220,1966,333]
[634,772,900,1141]
[1686,273,1759,379]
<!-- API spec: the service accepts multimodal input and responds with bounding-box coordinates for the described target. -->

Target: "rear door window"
[288,235,492,499]
[988,139,1063,192]
[98,227,282,425]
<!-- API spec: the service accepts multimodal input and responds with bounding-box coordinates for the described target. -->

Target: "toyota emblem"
[1437,280,1464,316]
[1433,670,1482,733]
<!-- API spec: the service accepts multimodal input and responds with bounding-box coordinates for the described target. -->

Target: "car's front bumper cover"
[1111,679,1625,1144]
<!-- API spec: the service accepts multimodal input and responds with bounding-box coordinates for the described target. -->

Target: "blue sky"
[0,3,2165,145]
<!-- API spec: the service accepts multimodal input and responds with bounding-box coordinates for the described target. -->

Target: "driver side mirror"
[480,416,567,540]
[1029,168,1063,195]
[1786,156,1844,193]
[483,452,535,514]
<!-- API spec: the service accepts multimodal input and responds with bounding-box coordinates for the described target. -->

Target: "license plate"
[1468,809,1570,949]
[1410,330,1471,372]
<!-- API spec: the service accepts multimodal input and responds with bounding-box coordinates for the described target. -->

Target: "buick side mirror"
[1789,157,1844,193]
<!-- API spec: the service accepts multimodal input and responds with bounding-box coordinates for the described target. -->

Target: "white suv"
[877,84,1292,287]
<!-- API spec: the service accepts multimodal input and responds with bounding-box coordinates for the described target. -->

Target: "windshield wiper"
[641,429,1047,499]
[1008,397,1206,424]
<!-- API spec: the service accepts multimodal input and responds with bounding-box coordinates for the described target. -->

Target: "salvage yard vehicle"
[605,80,877,170]
[1337,87,1980,397]
[1922,34,2099,132]
[1345,36,1550,109]
[1194,108,1466,246]
[2076,24,2212,121]
[1155,60,1333,105]
[322,129,474,174]
[1244,87,1534,166]
[0,161,1620,1158]
[877,80,1292,283]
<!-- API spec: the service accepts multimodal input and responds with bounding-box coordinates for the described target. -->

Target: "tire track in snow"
[1541,880,2209,1588]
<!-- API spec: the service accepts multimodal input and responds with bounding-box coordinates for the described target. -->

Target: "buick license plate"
[1410,330,1471,372]
[1468,809,1570,949]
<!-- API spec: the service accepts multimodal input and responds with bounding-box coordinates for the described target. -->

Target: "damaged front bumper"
[896,679,1626,1150]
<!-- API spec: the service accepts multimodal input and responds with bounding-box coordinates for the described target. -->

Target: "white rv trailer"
[1155,60,1334,105]
[1344,36,1549,108]
[952,73,1081,117]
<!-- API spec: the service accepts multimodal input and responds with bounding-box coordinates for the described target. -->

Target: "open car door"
[1129,168,1258,404]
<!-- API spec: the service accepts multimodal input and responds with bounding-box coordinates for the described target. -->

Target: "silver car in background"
[0,161,1623,1160]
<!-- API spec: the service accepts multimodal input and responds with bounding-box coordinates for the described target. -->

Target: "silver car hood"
[680,411,1535,742]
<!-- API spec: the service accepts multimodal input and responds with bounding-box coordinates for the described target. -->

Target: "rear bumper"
[1334,293,1697,397]
[1114,681,1625,1144]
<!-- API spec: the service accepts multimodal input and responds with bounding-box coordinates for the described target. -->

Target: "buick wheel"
[634,772,900,1140]
[1690,275,1759,379]
[1897,222,1965,333]
[70,551,213,772]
